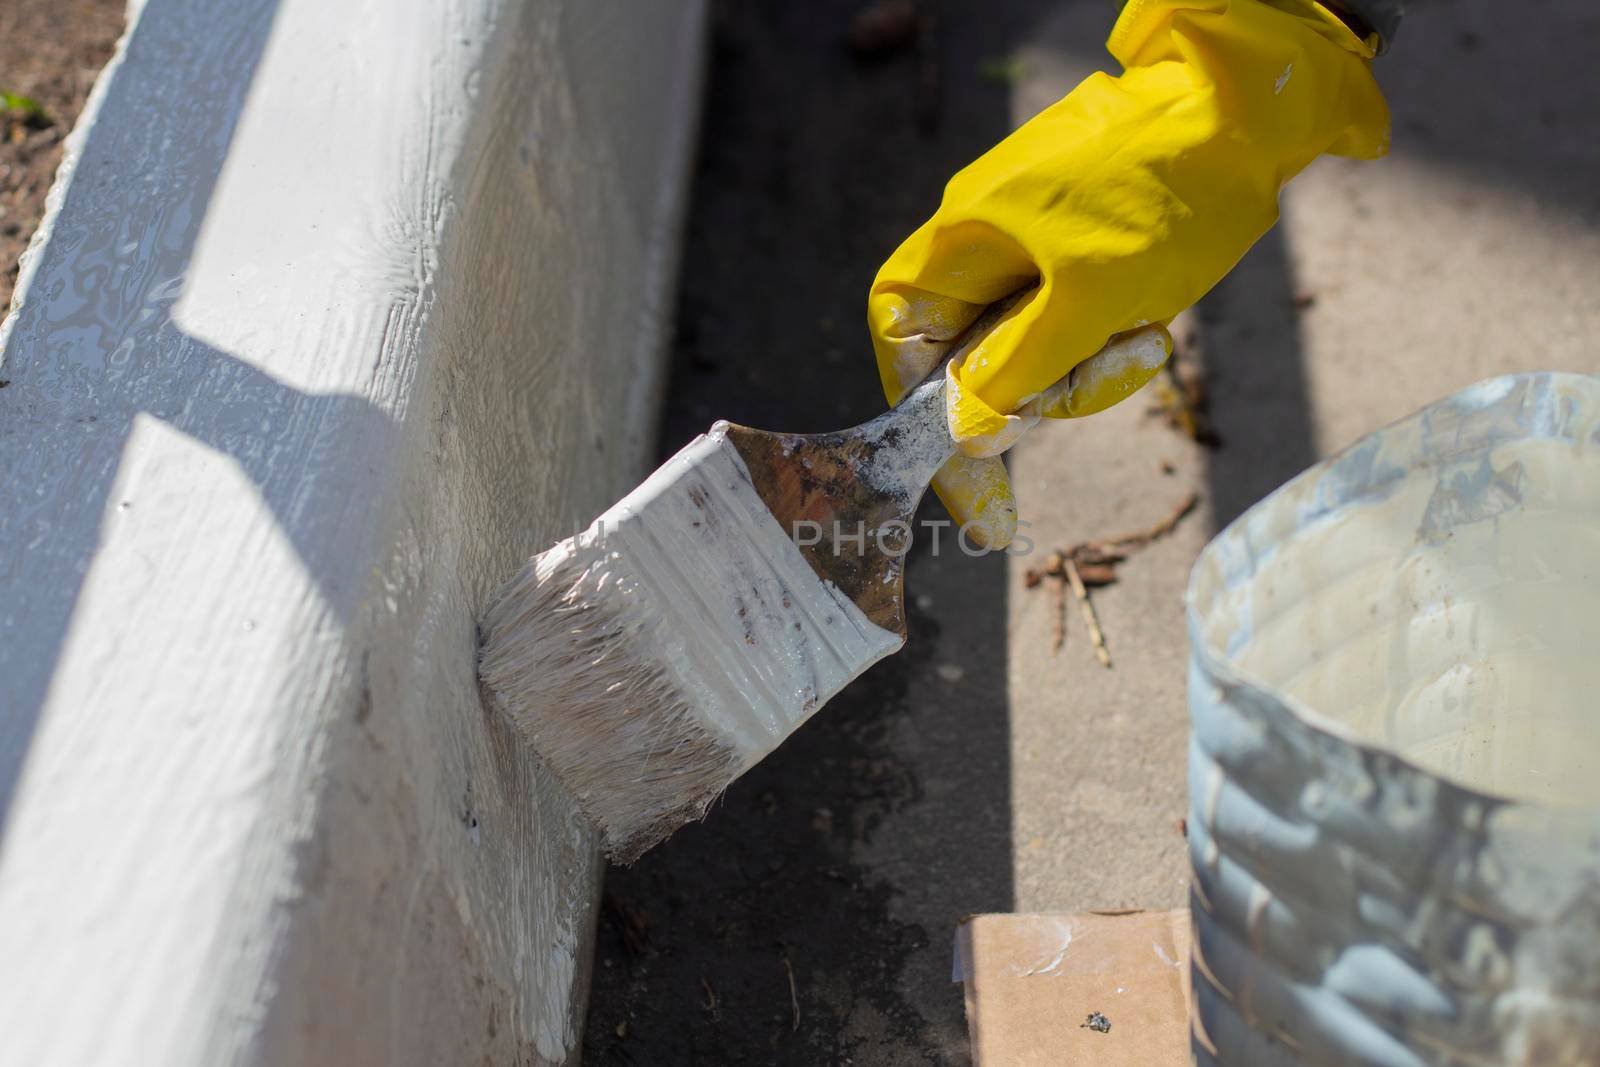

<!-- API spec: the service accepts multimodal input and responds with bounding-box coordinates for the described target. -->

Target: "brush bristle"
[479,430,903,863]
[479,538,744,863]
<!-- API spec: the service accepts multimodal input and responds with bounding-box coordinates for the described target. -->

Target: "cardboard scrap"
[954,909,1191,1066]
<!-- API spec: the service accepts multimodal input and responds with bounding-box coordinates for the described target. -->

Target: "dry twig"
[700,974,718,1014]
[1100,489,1198,550]
[1051,572,1067,651]
[1148,347,1221,447]
[781,957,800,1032]
[1063,556,1111,669]
[1027,490,1199,665]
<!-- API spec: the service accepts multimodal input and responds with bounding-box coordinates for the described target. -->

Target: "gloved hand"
[870,0,1389,548]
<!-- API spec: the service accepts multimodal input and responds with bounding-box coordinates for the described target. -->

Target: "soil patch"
[1,0,125,312]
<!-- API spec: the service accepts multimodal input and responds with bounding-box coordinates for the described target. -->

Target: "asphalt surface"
[583,1,1600,1062]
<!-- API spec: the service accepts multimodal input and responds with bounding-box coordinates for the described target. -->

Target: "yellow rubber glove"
[870,0,1389,548]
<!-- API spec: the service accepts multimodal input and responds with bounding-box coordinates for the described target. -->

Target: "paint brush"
[478,302,1014,862]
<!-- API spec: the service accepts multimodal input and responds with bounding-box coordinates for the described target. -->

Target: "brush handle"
[721,293,1024,637]
[846,295,1021,501]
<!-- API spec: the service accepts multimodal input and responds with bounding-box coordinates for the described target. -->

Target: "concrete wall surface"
[0,0,706,1062]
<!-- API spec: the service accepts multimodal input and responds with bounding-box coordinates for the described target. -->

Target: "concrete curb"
[0,1,707,1062]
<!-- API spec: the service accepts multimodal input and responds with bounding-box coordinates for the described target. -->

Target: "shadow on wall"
[0,0,403,818]
[580,0,1047,1061]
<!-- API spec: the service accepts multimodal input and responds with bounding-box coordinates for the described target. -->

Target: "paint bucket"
[1186,374,1600,1065]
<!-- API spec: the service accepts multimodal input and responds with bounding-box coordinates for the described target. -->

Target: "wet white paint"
[1233,436,1600,807]
[478,367,952,860]
[583,430,904,763]
[1212,390,1600,807]
[0,0,707,1063]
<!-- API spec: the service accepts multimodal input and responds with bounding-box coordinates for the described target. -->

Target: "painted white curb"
[0,0,706,1063]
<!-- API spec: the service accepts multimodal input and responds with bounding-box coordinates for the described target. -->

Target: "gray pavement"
[583,0,1600,1062]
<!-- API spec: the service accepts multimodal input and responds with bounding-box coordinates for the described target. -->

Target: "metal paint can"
[1187,374,1600,1065]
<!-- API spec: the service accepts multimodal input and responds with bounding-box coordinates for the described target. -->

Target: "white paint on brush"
[595,430,904,762]
[479,373,956,861]
[0,0,707,1063]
